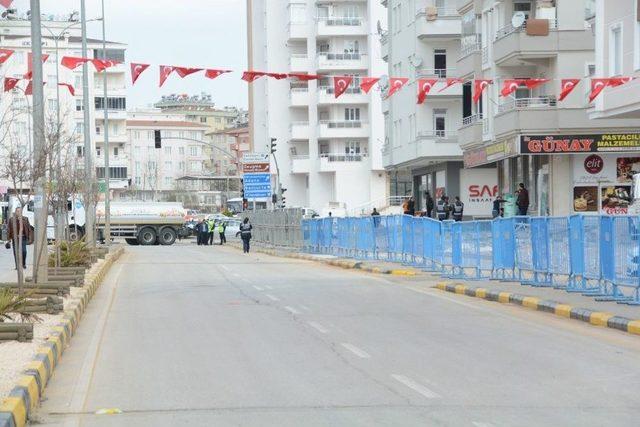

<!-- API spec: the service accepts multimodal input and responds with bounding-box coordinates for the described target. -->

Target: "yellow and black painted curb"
[436,282,640,336]
[0,247,124,427]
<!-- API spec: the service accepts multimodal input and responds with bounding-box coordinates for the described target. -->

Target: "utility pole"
[80,0,95,246]
[100,0,111,245]
[29,0,48,284]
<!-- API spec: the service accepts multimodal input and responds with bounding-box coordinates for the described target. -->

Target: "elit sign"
[520,134,640,154]
[584,154,604,174]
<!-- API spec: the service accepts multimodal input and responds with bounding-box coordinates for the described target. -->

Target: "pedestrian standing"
[425,192,434,218]
[371,207,381,227]
[240,217,253,253]
[6,207,32,270]
[516,183,529,216]
[207,218,216,246]
[492,194,506,218]
[452,196,464,221]
[218,221,227,245]
[197,219,208,246]
[436,195,449,221]
[407,196,416,216]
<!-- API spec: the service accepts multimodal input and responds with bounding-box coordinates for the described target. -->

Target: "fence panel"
[514,217,533,283]
[422,218,443,271]
[547,217,570,287]
[441,220,454,275]
[477,220,493,277]
[611,216,640,303]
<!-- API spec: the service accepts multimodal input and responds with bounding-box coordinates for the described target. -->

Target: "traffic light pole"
[81,0,95,246]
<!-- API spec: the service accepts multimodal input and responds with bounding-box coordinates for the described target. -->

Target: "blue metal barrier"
[530,217,551,286]
[492,218,516,280]
[514,217,533,283]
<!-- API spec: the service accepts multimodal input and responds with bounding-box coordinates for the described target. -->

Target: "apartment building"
[247,0,388,213]
[457,0,637,216]
[209,126,250,176]
[381,0,465,213]
[0,13,129,194]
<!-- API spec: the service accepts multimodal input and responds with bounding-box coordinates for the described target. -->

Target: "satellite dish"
[378,74,389,90]
[410,55,423,68]
[511,12,526,29]
[376,20,383,35]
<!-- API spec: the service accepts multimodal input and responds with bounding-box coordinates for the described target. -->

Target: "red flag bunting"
[524,78,550,90]
[4,77,19,92]
[205,69,232,79]
[608,76,634,87]
[558,78,580,101]
[174,67,203,78]
[242,71,267,82]
[333,76,353,98]
[60,56,90,70]
[438,77,464,93]
[473,79,492,103]
[417,78,437,104]
[288,73,322,81]
[92,59,120,72]
[25,53,50,79]
[360,77,379,94]
[0,48,14,65]
[266,72,288,80]
[500,79,526,97]
[589,78,610,103]
[58,83,75,96]
[0,0,13,9]
[131,63,150,85]
[159,65,175,87]
[25,81,46,96]
[387,77,408,98]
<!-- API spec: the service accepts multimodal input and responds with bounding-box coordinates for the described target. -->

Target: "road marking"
[391,374,441,399]
[265,294,279,301]
[285,306,300,315]
[341,343,371,359]
[308,321,328,334]
[472,422,496,427]
[232,273,241,277]
[264,285,273,290]
[300,305,311,311]
[219,265,230,271]
[253,285,264,291]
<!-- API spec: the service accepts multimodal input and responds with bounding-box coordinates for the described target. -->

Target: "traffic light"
[280,187,287,207]
[270,137,277,154]
[272,193,277,204]
[154,130,162,148]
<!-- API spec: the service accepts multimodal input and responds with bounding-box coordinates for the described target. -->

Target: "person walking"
[240,217,253,253]
[207,218,216,246]
[452,196,464,221]
[436,195,449,221]
[492,194,506,218]
[371,207,381,227]
[425,192,434,218]
[516,183,529,216]
[6,207,32,270]
[218,221,227,245]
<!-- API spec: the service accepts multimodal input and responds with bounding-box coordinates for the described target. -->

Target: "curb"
[436,281,640,336]
[0,247,125,427]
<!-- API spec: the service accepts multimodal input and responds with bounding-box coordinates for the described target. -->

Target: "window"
[135,176,141,185]
[434,109,447,137]
[164,161,172,169]
[610,23,623,76]
[179,161,185,171]
[164,146,171,155]
[96,147,101,156]
[200,117,207,123]
[96,167,127,179]
[344,107,360,121]
[135,161,141,173]
[513,1,532,19]
[75,122,83,135]
[189,161,203,172]
[147,161,157,170]
[94,97,126,110]
[164,177,173,186]
[179,147,185,155]
[113,147,119,157]
[77,146,83,158]
[345,141,361,155]
[147,130,154,140]
[96,126,101,135]
[135,146,141,155]
[75,99,83,111]
[74,74,82,89]
[93,48,125,62]
[434,49,447,77]
[190,145,199,156]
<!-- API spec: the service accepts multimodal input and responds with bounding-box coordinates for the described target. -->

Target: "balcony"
[317,86,368,105]
[316,52,367,71]
[415,5,461,40]
[417,129,459,145]
[95,133,127,143]
[289,54,310,72]
[458,113,483,149]
[290,155,310,174]
[317,16,367,37]
[415,68,462,96]
[493,19,594,66]
[381,32,389,62]
[494,97,565,139]
[289,88,309,107]
[317,120,369,139]
[319,152,368,172]
[457,40,481,79]
[288,21,308,40]
[289,121,310,140]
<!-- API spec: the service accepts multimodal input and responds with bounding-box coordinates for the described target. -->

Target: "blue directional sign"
[243,172,272,198]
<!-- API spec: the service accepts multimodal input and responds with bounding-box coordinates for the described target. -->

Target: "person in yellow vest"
[218,221,227,245]
[207,218,216,246]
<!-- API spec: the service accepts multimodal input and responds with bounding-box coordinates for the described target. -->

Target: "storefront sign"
[521,134,640,154]
[463,147,487,168]
[460,168,498,217]
[463,139,517,168]
[583,154,604,174]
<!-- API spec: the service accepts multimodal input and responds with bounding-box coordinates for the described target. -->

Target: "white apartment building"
[247,0,388,214]
[126,109,209,201]
[0,13,129,194]
[456,0,637,216]
[381,0,464,213]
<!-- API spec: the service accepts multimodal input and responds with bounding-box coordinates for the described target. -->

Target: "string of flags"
[0,48,635,104]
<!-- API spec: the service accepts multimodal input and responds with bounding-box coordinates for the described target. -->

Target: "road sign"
[243,172,272,198]
[243,152,270,163]
[242,163,270,173]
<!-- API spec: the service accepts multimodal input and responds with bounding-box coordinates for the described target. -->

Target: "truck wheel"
[137,227,157,246]
[158,227,177,245]
[68,226,84,242]
[125,238,139,246]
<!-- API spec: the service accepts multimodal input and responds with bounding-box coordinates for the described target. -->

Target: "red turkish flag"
[333,76,353,98]
[524,78,550,90]
[608,76,634,87]
[25,53,50,79]
[359,77,379,94]
[589,78,610,103]
[131,63,150,85]
[241,71,267,82]
[500,79,526,97]
[205,69,232,79]
[288,73,322,81]
[0,49,14,65]
[417,78,437,104]
[266,72,288,80]
[159,65,175,87]
[60,56,89,70]
[92,59,120,72]
[58,83,75,96]
[25,81,45,96]
[387,77,408,98]
[174,67,203,78]
[558,78,580,101]
[438,77,464,93]
[0,0,13,9]
[4,77,19,92]
[473,79,492,103]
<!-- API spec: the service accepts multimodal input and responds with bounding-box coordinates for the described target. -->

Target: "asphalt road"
[34,243,640,426]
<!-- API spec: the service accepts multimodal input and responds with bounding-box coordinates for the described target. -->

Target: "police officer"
[452,196,464,221]
[436,195,449,221]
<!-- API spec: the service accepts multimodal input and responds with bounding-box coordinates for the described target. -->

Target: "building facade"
[209,126,250,176]
[247,0,388,214]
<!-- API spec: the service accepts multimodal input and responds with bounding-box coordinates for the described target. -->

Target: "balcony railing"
[494,19,558,41]
[497,96,557,114]
[291,154,309,160]
[318,86,361,95]
[320,153,368,162]
[460,41,481,58]
[462,113,483,127]
[481,46,488,64]
[417,130,458,139]
[290,121,310,128]
[290,87,309,94]
[317,16,363,26]
[416,5,459,18]
[319,120,365,128]
[416,68,457,78]
[317,52,363,61]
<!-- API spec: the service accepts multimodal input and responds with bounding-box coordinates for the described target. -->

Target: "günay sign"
[460,168,498,217]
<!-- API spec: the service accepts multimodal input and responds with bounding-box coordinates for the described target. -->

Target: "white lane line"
[391,374,441,399]
[264,285,273,290]
[300,305,311,312]
[232,273,241,277]
[219,265,230,271]
[265,294,279,301]
[341,343,371,359]
[472,422,496,427]
[307,321,329,334]
[285,306,300,315]
[253,285,264,291]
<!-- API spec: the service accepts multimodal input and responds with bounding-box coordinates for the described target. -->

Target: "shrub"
[0,288,41,323]
[49,239,92,267]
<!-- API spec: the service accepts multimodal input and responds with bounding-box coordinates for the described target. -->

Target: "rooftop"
[126,120,209,129]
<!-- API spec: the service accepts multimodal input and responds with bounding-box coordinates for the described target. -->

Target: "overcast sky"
[11,0,248,109]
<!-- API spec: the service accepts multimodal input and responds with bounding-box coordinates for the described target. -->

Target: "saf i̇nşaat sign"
[459,168,498,217]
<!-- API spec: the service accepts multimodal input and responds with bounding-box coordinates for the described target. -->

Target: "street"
[34,243,640,427]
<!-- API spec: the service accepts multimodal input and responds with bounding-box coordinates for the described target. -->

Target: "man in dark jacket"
[516,183,529,216]
[436,195,449,221]
[6,207,32,270]
[240,218,253,253]
[451,196,464,221]
[425,192,434,218]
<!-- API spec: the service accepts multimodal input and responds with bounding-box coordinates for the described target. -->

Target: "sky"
[10,0,248,109]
